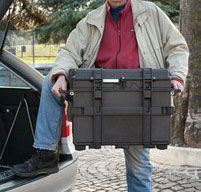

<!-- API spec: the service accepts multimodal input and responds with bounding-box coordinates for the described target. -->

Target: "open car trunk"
[0,87,39,190]
[0,63,77,192]
[0,86,77,192]
[0,0,78,187]
[0,88,39,166]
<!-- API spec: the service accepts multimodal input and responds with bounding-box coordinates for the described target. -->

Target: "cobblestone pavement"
[70,147,201,192]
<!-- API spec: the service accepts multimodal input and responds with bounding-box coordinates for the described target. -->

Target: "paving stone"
[181,184,192,188]
[195,184,201,190]
[185,188,197,192]
[198,172,201,179]
[171,185,184,191]
[168,175,183,182]
[160,182,177,189]
[161,189,173,192]
[153,189,160,192]
[70,147,200,192]
[81,188,96,192]
[177,179,189,184]
[71,190,83,192]
[95,190,106,192]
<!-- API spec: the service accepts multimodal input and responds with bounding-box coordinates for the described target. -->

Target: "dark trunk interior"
[0,88,74,191]
[0,88,39,167]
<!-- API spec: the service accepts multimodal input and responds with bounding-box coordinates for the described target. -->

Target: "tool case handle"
[171,89,181,96]
[59,88,74,95]
[59,88,73,103]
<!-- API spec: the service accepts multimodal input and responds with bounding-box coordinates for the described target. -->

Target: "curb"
[150,146,201,167]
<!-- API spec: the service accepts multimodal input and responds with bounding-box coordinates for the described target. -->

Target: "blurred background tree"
[33,0,103,43]
[144,0,179,22]
[7,0,179,43]
[9,0,104,43]
[9,0,47,30]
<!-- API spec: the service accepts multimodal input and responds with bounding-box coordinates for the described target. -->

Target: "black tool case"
[67,68,173,150]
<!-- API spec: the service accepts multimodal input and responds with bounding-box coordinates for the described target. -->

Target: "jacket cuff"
[51,74,66,83]
[171,77,184,85]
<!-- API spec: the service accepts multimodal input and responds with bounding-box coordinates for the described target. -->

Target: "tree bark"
[172,0,201,148]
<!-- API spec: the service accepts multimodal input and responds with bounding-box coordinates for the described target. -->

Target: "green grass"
[20,56,56,64]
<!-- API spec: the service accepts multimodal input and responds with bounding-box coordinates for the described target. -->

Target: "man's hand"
[171,80,184,96]
[51,75,67,98]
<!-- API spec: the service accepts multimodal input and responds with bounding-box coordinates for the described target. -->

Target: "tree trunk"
[172,0,201,148]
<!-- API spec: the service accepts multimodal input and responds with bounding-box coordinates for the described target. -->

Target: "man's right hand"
[51,75,67,98]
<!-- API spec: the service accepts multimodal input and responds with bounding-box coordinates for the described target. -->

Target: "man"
[13,0,189,191]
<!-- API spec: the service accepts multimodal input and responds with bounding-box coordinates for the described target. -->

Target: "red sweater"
[95,0,140,69]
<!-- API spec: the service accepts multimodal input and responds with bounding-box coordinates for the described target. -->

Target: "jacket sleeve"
[48,17,90,82]
[156,5,189,82]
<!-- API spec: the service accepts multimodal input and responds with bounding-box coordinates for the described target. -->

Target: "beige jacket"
[49,0,189,82]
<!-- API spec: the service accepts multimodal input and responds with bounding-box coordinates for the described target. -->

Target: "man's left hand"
[171,80,184,96]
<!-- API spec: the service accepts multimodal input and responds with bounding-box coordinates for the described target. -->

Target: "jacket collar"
[131,0,149,26]
[87,0,149,30]
[87,4,107,33]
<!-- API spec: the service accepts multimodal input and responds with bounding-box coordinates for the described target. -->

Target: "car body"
[0,1,78,191]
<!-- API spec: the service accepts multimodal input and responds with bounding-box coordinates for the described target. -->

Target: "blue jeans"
[33,76,64,150]
[34,76,153,192]
[124,146,153,192]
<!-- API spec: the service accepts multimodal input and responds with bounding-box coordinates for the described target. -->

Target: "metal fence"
[0,30,64,64]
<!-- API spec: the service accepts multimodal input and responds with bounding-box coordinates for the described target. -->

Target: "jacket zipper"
[116,18,121,68]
